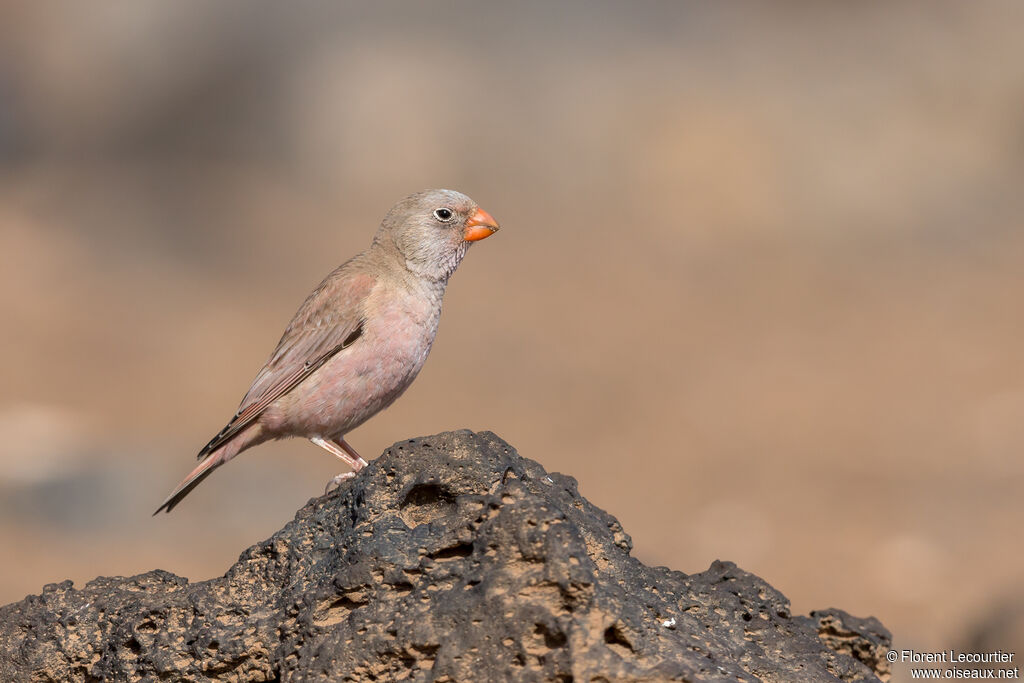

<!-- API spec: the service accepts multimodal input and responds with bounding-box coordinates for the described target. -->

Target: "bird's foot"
[324,471,356,494]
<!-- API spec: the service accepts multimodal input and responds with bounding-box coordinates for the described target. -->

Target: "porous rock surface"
[0,430,891,682]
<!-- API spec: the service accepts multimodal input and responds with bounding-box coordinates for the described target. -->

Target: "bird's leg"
[311,436,369,493]
[335,437,369,469]
[311,436,362,468]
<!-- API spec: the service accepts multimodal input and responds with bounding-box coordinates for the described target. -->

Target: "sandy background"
[1,2,1022,677]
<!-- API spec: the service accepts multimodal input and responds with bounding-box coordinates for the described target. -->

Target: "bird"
[154,189,499,514]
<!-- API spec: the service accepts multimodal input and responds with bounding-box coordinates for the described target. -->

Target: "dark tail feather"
[153,453,223,515]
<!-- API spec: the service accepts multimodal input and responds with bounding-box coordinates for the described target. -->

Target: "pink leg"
[336,437,369,469]
[310,436,369,492]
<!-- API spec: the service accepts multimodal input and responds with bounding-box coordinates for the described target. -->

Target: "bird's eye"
[433,208,453,222]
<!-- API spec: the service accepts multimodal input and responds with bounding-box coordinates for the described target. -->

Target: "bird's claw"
[325,471,356,494]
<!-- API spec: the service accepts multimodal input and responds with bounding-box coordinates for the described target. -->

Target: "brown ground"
[1,3,1022,680]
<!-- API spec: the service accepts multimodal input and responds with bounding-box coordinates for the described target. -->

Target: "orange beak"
[463,207,500,242]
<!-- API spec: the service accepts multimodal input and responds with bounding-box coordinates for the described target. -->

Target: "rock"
[0,430,891,681]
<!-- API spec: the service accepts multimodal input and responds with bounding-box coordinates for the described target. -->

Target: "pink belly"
[260,315,435,439]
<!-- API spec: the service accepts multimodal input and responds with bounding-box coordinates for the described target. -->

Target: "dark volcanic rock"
[0,430,891,682]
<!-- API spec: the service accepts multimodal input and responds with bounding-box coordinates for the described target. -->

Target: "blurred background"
[1,1,1022,676]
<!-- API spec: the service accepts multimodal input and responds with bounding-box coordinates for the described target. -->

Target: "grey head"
[375,189,499,281]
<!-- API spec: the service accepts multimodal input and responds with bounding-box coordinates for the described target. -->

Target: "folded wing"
[197,268,375,459]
